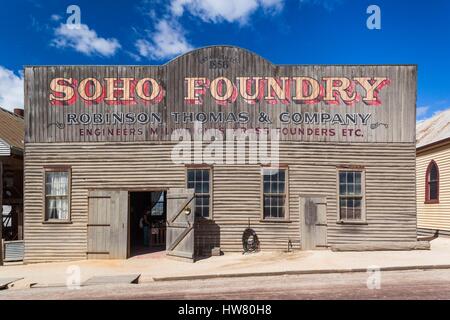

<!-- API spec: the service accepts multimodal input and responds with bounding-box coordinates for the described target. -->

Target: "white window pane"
[46,197,69,220]
[59,199,69,220]
[46,171,69,196]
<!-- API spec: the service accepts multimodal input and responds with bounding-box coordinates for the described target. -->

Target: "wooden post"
[0,160,3,266]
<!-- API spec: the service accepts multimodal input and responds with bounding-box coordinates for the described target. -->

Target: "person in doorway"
[139,210,150,247]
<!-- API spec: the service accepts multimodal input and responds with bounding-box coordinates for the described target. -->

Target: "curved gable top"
[165,45,273,67]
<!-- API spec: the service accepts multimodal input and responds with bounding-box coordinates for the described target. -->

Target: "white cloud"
[126,50,143,62]
[135,20,193,60]
[133,0,284,61]
[417,106,429,118]
[170,0,284,24]
[50,14,62,22]
[52,23,121,57]
[0,66,24,111]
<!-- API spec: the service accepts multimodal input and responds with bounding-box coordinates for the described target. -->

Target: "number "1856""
[209,60,229,69]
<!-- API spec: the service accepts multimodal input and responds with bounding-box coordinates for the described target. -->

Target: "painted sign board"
[24,46,416,143]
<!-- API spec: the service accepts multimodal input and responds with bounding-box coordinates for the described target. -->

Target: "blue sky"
[0,0,449,120]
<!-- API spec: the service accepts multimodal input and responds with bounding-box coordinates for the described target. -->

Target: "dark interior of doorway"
[129,191,166,257]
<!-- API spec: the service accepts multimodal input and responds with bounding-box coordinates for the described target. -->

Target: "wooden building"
[0,107,24,264]
[23,46,418,263]
[417,109,450,237]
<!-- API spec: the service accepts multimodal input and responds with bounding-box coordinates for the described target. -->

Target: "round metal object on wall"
[242,228,260,253]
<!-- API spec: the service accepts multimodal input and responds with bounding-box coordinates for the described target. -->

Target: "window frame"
[336,167,366,224]
[42,166,72,224]
[185,165,213,219]
[260,165,290,222]
[425,160,440,204]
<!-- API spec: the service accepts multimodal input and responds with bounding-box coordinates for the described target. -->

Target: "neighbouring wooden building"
[417,109,450,237]
[23,46,418,263]
[0,107,24,264]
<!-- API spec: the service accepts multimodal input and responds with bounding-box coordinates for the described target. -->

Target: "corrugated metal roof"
[417,108,450,149]
[0,107,24,151]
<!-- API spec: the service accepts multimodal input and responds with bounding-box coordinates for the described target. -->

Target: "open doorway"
[129,191,166,257]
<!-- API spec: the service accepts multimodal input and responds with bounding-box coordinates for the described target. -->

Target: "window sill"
[424,200,439,204]
[42,220,73,225]
[336,220,368,225]
[260,219,292,224]
[194,218,214,223]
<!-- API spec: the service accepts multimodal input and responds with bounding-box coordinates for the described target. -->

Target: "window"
[187,168,211,218]
[262,168,287,219]
[338,170,365,221]
[45,168,70,221]
[151,192,165,216]
[425,160,439,203]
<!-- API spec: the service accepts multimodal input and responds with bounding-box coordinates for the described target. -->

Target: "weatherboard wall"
[23,141,416,262]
